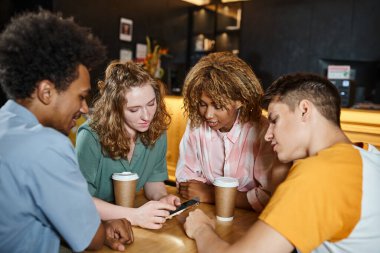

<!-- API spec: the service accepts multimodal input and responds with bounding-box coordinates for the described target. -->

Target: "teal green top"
[75,121,168,202]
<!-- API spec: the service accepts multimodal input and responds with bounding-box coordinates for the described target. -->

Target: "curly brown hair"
[182,52,264,128]
[90,61,171,159]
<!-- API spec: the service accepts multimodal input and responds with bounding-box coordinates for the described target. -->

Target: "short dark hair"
[0,10,106,99]
[263,73,341,127]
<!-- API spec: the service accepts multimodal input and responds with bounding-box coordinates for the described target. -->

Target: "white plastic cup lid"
[213,177,239,187]
[216,216,234,222]
[112,172,139,181]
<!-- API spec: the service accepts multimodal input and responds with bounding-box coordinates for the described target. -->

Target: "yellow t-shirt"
[259,143,380,253]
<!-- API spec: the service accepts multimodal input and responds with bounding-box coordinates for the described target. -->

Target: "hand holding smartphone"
[167,197,200,219]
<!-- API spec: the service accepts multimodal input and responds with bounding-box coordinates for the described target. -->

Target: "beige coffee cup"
[112,172,139,208]
[213,177,239,221]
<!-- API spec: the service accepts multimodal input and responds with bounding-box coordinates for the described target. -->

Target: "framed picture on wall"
[119,48,133,62]
[119,18,133,41]
[135,43,147,62]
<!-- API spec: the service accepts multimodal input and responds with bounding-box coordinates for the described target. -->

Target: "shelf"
[187,2,243,68]
[192,32,214,38]
[193,50,214,54]
[216,28,240,34]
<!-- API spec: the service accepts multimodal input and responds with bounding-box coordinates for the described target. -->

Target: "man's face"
[265,100,308,163]
[122,83,157,135]
[50,64,90,135]
[198,91,240,132]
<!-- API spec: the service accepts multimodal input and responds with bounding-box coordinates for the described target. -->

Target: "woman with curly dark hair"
[176,52,290,212]
[76,60,180,229]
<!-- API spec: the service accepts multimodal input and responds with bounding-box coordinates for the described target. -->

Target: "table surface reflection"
[87,186,257,253]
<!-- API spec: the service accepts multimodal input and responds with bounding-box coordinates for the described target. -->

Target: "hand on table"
[103,218,134,251]
[178,180,214,203]
[184,209,215,239]
[133,200,177,229]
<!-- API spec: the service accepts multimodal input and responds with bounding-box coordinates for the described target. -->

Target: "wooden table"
[88,186,257,253]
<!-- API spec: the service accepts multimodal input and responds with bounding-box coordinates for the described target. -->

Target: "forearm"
[144,182,168,200]
[193,224,230,253]
[86,222,105,250]
[235,191,253,210]
[246,187,273,212]
[93,197,137,226]
[269,161,291,192]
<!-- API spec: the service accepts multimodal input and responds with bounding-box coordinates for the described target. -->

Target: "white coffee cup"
[213,177,239,221]
[112,172,139,207]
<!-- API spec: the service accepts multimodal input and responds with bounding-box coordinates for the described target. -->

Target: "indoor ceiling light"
[181,0,211,6]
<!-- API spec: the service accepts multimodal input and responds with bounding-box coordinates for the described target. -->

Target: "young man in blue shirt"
[0,10,133,253]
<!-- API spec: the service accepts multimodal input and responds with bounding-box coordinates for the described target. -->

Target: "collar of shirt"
[214,117,242,144]
[2,99,39,126]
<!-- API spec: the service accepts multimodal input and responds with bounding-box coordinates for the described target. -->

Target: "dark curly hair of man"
[0,10,106,99]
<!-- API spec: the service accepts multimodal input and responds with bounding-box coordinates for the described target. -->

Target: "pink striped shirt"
[176,116,280,211]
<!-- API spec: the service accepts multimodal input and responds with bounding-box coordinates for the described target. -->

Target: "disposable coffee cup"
[112,172,139,208]
[213,177,239,221]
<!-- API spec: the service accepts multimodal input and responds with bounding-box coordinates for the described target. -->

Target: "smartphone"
[167,197,200,219]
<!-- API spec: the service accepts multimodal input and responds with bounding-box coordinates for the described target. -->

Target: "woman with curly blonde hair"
[176,52,290,212]
[76,61,180,229]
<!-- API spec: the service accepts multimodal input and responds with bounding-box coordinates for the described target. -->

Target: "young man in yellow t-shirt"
[183,73,380,253]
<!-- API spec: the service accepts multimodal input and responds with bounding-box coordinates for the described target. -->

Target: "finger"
[180,191,190,200]
[145,222,163,230]
[174,197,181,206]
[166,194,181,205]
[179,186,187,194]
[153,216,167,224]
[154,202,177,211]
[123,229,134,245]
[179,181,190,187]
[115,219,134,244]
[179,187,188,197]
[105,237,126,252]
[180,189,192,199]
[179,183,189,191]
[124,219,134,244]
[152,209,170,218]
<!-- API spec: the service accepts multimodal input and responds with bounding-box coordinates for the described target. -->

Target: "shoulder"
[78,120,93,134]
[154,131,167,147]
[301,143,360,169]
[77,120,99,141]
[157,131,167,141]
[289,143,362,185]
[182,121,205,137]
[10,127,77,175]
[28,126,74,156]
[0,104,75,166]
[252,116,269,138]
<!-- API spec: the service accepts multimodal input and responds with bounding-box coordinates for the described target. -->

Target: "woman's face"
[123,83,157,136]
[198,91,241,132]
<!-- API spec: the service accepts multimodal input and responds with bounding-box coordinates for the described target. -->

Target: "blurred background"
[1,0,379,108]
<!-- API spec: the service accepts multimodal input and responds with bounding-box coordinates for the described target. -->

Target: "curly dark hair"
[182,51,264,128]
[263,72,341,127]
[0,10,106,99]
[90,61,171,159]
